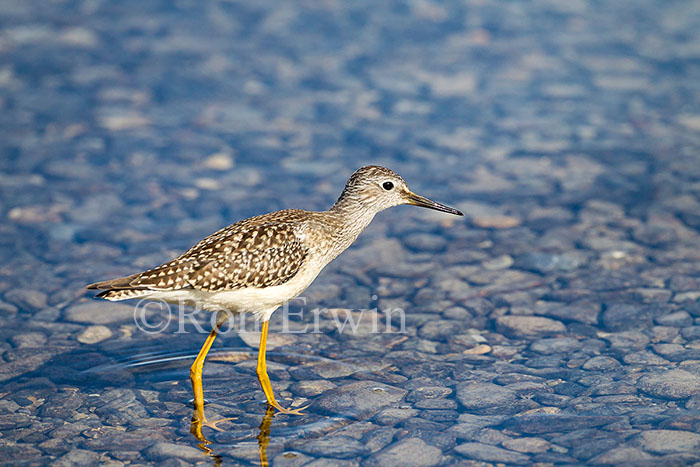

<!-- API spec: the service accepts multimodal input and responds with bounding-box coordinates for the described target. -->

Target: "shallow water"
[2,0,700,465]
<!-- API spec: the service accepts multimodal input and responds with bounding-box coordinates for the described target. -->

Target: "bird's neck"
[326,195,378,254]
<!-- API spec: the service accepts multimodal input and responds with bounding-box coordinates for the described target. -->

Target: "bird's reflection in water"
[190,406,276,466]
[256,406,275,466]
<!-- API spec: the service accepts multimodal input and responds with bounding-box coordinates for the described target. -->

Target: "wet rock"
[635,430,700,454]
[514,252,585,274]
[399,418,457,451]
[296,436,368,459]
[502,437,551,453]
[363,426,399,453]
[366,437,442,467]
[415,399,457,410]
[374,262,434,279]
[145,442,207,461]
[482,254,513,270]
[82,426,165,451]
[502,414,615,434]
[406,386,452,402]
[418,321,457,340]
[315,381,407,419]
[589,447,654,464]
[403,233,447,252]
[532,393,570,407]
[530,337,581,354]
[40,389,84,418]
[472,215,522,229]
[419,409,458,422]
[0,349,54,382]
[454,442,529,464]
[64,301,134,324]
[10,332,47,349]
[0,440,43,462]
[538,301,600,325]
[304,459,359,467]
[374,407,419,425]
[655,311,692,327]
[54,449,101,466]
[4,289,48,311]
[77,325,112,344]
[290,380,337,397]
[0,300,18,314]
[652,343,700,361]
[495,315,566,338]
[93,389,148,425]
[456,382,517,413]
[638,370,700,399]
[650,326,679,343]
[622,351,670,366]
[474,427,512,445]
[238,331,297,350]
[271,451,314,466]
[601,303,655,331]
[599,330,649,350]
[582,356,621,371]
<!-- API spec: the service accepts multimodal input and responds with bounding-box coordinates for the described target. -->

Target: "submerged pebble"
[2,0,700,465]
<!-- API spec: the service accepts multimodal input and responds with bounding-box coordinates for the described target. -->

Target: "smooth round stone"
[64,301,134,324]
[365,437,442,467]
[406,386,453,402]
[456,382,516,411]
[455,442,529,464]
[495,315,566,338]
[638,370,700,399]
[635,430,700,454]
[290,380,337,397]
[374,407,420,425]
[655,311,692,327]
[403,233,447,252]
[77,325,112,344]
[514,252,585,274]
[502,437,551,453]
[589,447,654,464]
[11,332,48,348]
[530,337,581,354]
[314,381,407,419]
[296,436,368,459]
[4,289,48,311]
[54,449,101,465]
[582,356,621,371]
[622,351,669,366]
[146,442,213,461]
[414,399,458,410]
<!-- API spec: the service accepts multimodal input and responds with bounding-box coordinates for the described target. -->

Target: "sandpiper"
[87,165,463,433]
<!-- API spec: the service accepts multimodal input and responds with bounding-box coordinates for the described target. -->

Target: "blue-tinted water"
[2,0,700,464]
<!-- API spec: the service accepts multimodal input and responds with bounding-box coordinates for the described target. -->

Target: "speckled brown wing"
[118,211,309,292]
[183,223,308,291]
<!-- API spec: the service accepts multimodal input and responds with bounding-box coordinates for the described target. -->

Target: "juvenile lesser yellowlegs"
[87,165,463,433]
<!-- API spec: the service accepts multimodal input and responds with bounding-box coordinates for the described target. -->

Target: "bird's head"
[337,165,463,216]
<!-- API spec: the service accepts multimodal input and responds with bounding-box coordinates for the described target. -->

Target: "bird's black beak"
[405,191,463,216]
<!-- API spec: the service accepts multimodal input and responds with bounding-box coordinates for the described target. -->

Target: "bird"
[86,165,463,436]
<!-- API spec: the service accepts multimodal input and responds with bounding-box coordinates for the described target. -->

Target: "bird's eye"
[382,181,394,191]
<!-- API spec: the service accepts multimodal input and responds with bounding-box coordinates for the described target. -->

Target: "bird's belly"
[150,261,325,320]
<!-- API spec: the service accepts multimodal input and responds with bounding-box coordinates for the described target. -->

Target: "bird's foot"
[269,400,309,415]
[190,415,237,444]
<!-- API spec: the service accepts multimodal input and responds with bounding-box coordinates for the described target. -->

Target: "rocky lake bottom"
[2,0,700,465]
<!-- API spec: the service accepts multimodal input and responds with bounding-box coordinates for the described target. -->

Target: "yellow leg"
[190,324,236,444]
[191,326,219,424]
[256,320,308,415]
